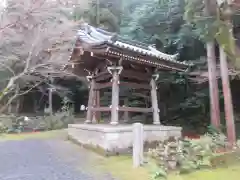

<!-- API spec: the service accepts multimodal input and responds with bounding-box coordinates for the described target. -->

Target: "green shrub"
[41,110,74,130]
[40,97,75,130]
[0,114,15,134]
[0,122,7,134]
[149,127,228,179]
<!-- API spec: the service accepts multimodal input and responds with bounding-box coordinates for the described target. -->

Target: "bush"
[0,114,15,134]
[0,122,7,134]
[149,127,228,179]
[39,97,75,131]
[41,110,75,130]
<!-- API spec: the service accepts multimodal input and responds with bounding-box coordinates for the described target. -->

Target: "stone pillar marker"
[150,74,160,125]
[133,123,144,168]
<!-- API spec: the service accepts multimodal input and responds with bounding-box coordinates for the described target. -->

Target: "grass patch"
[0,129,67,141]
[97,155,240,180]
[168,165,240,180]
[97,155,150,180]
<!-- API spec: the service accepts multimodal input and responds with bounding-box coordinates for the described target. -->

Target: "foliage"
[149,127,228,179]
[120,0,205,61]
[73,0,120,32]
[117,0,211,126]
[0,114,15,133]
[184,0,240,69]
[0,0,85,113]
[0,122,7,134]
[41,97,74,130]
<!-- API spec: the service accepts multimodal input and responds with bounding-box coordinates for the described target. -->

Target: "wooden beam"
[93,71,112,81]
[93,68,152,82]
[94,81,150,90]
[91,107,111,112]
[121,70,151,81]
[92,106,152,113]
[120,82,150,90]
[95,82,112,90]
[93,70,108,78]
[119,107,152,113]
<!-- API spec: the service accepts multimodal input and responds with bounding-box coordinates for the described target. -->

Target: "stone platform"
[68,124,182,156]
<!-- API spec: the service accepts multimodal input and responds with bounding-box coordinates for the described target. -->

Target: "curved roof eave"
[76,24,193,67]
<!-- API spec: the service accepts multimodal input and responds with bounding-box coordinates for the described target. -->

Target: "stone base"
[68,124,182,156]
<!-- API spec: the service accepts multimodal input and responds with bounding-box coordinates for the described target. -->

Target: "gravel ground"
[0,139,115,180]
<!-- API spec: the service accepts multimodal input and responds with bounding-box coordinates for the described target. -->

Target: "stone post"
[133,123,144,168]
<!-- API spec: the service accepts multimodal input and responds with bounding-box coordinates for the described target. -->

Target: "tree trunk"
[204,0,221,129]
[220,47,236,145]
[207,42,221,129]
[219,0,236,146]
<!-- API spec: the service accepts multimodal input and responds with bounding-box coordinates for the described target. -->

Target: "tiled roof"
[77,23,192,67]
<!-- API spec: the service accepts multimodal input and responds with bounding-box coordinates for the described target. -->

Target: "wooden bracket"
[84,68,91,76]
[107,66,123,75]
[152,74,159,81]
[86,75,93,82]
[79,48,84,55]
[119,58,123,66]
[47,87,56,92]
[106,59,113,66]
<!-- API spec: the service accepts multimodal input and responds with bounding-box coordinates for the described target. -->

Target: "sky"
[0,0,7,7]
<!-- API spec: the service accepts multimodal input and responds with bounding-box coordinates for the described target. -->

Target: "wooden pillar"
[150,76,160,125]
[111,69,120,125]
[92,90,100,123]
[123,97,129,123]
[16,96,21,114]
[92,92,97,124]
[85,76,96,123]
[15,85,21,114]
[48,88,53,116]
[95,90,101,121]
[8,103,12,114]
[109,66,122,125]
